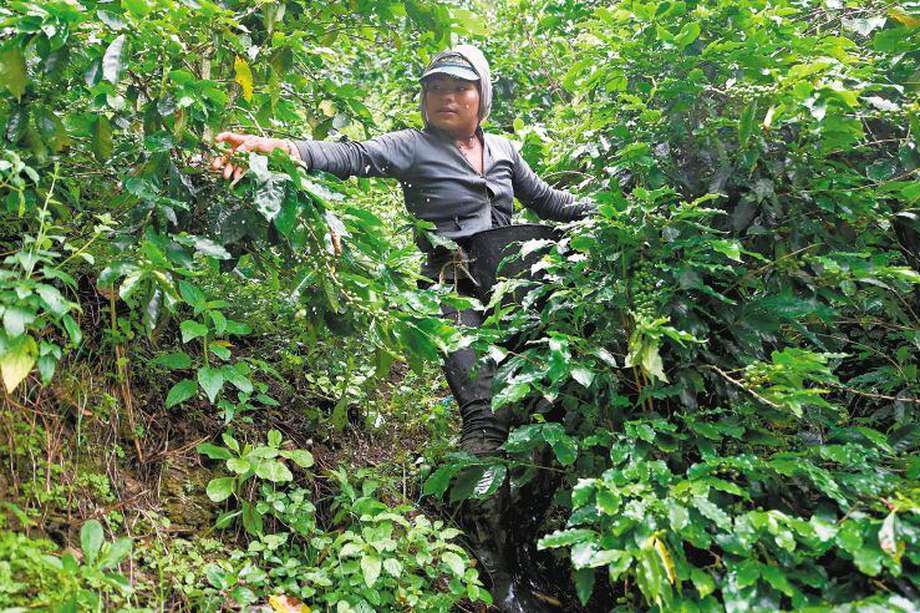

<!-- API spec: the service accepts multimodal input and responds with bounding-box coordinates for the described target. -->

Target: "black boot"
[460,467,557,613]
[506,443,564,609]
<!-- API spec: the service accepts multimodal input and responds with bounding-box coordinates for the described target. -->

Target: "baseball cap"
[419,52,480,83]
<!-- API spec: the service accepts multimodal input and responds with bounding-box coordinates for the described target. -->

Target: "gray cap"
[419,52,479,82]
[419,45,492,126]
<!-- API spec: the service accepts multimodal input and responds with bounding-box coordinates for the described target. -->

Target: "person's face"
[422,75,481,137]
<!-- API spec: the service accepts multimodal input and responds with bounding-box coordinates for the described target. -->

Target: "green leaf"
[80,520,104,565]
[224,320,252,336]
[668,502,690,531]
[35,109,69,153]
[37,354,57,384]
[178,280,207,309]
[165,379,197,407]
[196,442,232,460]
[123,0,154,18]
[102,35,126,84]
[383,558,402,577]
[473,464,507,498]
[710,239,743,262]
[223,364,253,393]
[739,101,757,146]
[693,495,732,531]
[4,306,35,337]
[210,311,227,335]
[538,529,595,549]
[596,488,621,515]
[587,348,616,372]
[197,367,225,403]
[571,366,595,388]
[152,351,192,370]
[206,477,235,502]
[761,565,795,597]
[93,115,113,163]
[222,432,240,453]
[450,466,486,504]
[674,22,701,49]
[361,555,382,587]
[853,426,893,452]
[62,314,82,346]
[543,424,578,466]
[735,560,760,588]
[492,381,530,409]
[254,177,285,222]
[441,551,466,576]
[575,567,595,606]
[241,501,263,536]
[180,320,209,343]
[227,458,251,474]
[451,7,488,36]
[879,512,899,559]
[187,236,231,260]
[267,429,282,447]
[209,344,232,361]
[907,455,920,481]
[691,567,716,598]
[0,46,27,100]
[625,335,668,382]
[280,449,314,468]
[422,464,459,497]
[99,537,132,570]
[36,285,69,316]
[98,10,127,30]
[255,460,292,482]
[339,542,364,558]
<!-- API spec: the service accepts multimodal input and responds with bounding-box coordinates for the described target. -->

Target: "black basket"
[465,223,562,305]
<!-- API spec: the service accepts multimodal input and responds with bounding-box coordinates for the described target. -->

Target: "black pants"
[426,278,511,455]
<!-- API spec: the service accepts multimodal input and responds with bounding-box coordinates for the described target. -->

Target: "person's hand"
[210,132,298,184]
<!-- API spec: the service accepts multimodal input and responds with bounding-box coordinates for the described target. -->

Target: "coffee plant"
[1,0,918,609]
[456,0,920,609]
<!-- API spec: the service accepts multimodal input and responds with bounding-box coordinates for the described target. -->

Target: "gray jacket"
[293,126,594,242]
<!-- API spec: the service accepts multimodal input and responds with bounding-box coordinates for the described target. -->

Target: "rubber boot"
[504,398,565,607]
[506,443,563,606]
[460,477,557,613]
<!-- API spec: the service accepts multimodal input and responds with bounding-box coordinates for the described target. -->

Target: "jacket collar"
[425,124,485,144]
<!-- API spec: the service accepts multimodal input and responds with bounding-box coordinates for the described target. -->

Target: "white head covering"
[419,44,492,127]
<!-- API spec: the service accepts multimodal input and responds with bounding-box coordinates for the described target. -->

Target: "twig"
[147,435,210,463]
[703,364,782,409]
[829,383,920,405]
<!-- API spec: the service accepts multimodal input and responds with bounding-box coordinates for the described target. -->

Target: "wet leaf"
[102,35,126,83]
[361,555,382,587]
[206,477,235,502]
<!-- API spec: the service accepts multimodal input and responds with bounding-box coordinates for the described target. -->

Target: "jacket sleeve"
[292,129,418,180]
[511,147,596,222]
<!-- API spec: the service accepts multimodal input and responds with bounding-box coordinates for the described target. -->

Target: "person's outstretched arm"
[291,129,417,180]
[511,146,595,221]
[211,130,418,183]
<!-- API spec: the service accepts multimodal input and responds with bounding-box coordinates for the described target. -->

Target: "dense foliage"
[0,0,918,610]
[452,0,920,609]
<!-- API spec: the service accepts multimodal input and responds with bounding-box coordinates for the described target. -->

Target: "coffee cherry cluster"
[631,266,659,319]
[742,363,771,388]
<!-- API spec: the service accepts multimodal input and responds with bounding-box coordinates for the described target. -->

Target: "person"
[211,44,594,612]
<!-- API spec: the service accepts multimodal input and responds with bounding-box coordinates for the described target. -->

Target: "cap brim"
[419,65,479,82]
